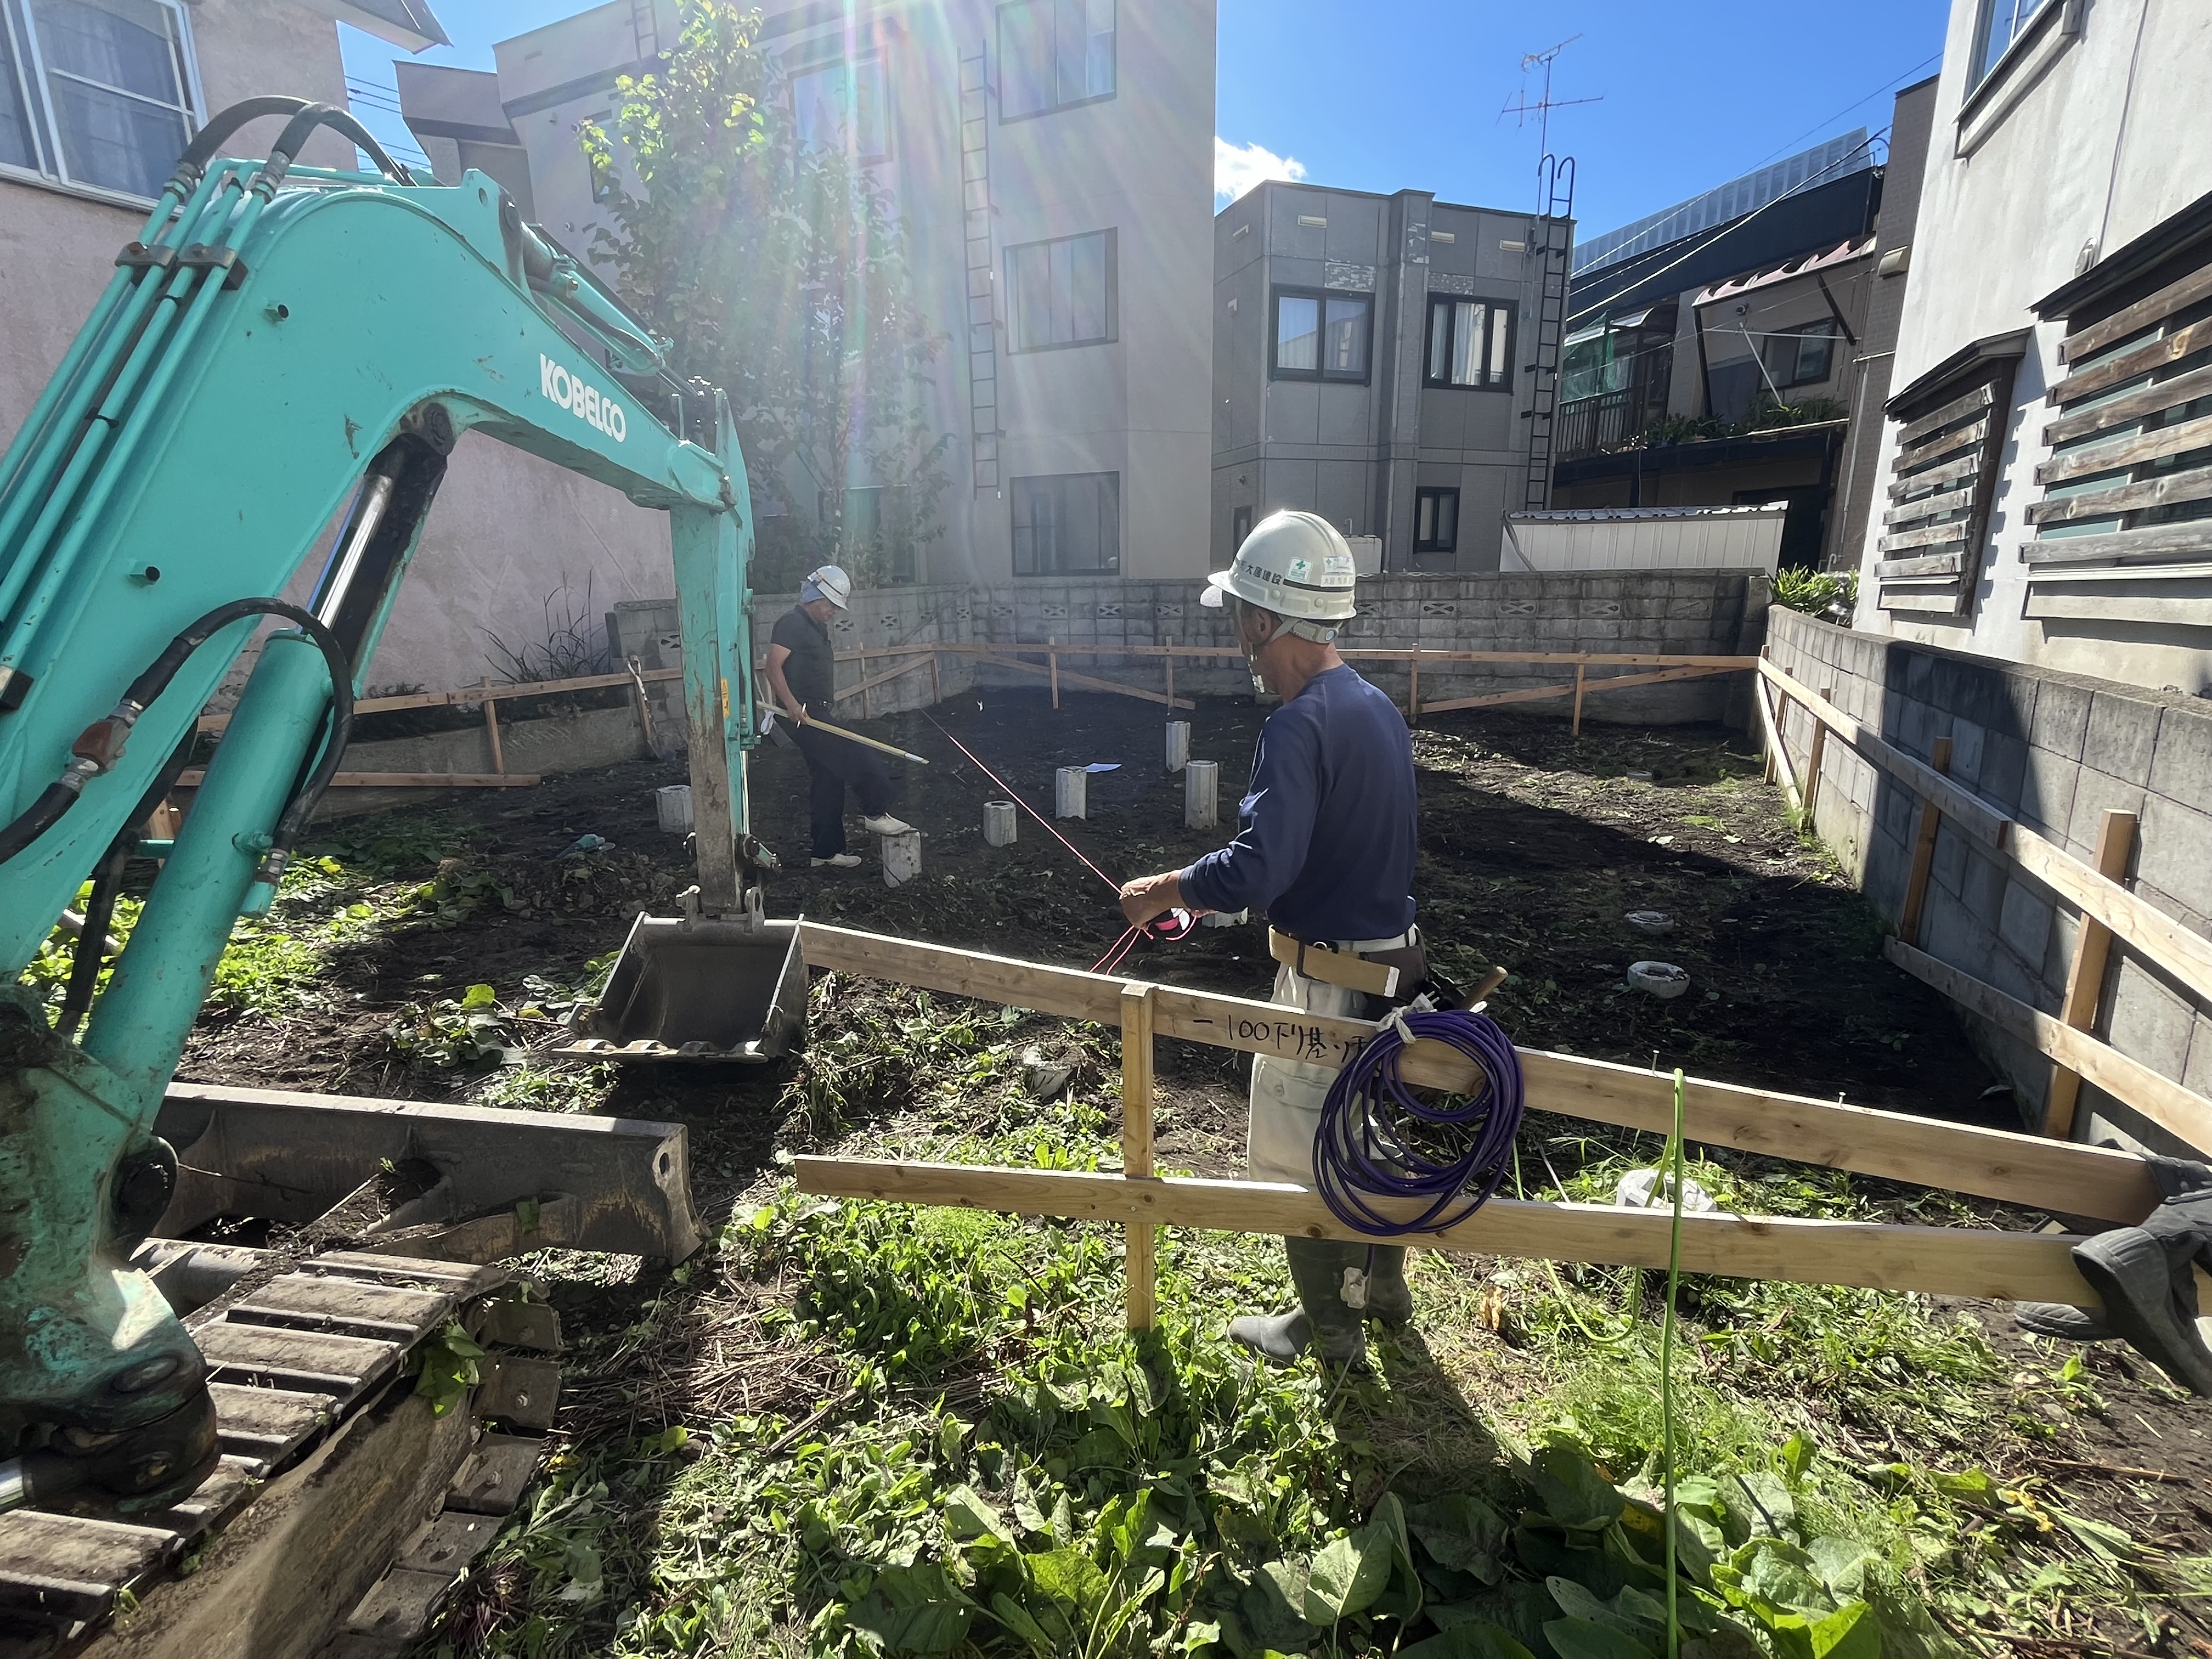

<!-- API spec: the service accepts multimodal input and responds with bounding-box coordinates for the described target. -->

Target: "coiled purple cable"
[1312,1006,1526,1235]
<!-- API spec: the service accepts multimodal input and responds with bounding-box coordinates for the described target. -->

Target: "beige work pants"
[1246,962,1364,1187]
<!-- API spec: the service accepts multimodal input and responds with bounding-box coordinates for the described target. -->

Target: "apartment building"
[1211,180,1560,573]
[1545,119,1937,571]
[1852,0,2212,696]
[398,0,1215,598]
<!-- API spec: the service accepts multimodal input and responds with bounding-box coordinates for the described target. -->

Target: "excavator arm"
[0,99,765,1513]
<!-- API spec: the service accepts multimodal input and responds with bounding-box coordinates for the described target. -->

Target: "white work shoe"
[860,814,915,836]
[811,853,863,869]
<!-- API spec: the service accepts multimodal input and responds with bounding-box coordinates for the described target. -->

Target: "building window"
[1231,504,1253,550]
[1271,287,1370,382]
[1424,296,1513,389]
[1005,229,1116,352]
[1012,471,1119,575]
[0,0,199,202]
[999,0,1114,121]
[1765,321,1836,388]
[1970,0,2056,88]
[1414,488,1459,553]
[791,54,889,161]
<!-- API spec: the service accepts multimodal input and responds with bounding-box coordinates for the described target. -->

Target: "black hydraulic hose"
[253,104,414,195]
[173,97,313,175]
[58,834,130,1034]
[0,602,353,878]
[54,731,198,1032]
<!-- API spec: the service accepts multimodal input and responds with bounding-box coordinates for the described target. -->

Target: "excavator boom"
[0,99,775,1532]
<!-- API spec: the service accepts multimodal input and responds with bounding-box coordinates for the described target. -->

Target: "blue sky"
[342,0,1950,245]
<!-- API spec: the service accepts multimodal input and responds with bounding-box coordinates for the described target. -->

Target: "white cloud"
[1215,136,1306,205]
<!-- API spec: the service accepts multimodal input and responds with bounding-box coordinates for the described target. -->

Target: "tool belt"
[1267,926,1498,1019]
[1268,927,1432,1019]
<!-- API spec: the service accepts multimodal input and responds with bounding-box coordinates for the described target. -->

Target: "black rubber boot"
[1229,1238,1370,1365]
[1364,1245,1412,1329]
[2072,1226,2212,1396]
[2013,1302,2115,1341]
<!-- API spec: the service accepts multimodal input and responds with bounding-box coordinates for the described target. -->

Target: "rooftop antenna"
[1499,35,1603,163]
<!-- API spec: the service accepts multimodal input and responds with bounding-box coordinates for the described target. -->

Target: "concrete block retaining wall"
[1767,607,2212,1156]
[320,567,1769,812]
[660,569,1772,727]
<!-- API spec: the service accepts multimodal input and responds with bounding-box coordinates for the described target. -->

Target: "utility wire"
[1742,49,1940,174]
[1565,128,1890,329]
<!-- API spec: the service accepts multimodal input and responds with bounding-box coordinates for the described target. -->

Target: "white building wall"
[449,0,1214,595]
[1852,0,2212,692]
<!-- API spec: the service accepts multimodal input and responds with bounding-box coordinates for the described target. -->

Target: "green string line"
[1662,1066,1686,1659]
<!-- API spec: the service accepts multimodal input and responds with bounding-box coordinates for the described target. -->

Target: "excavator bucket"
[556,913,809,1062]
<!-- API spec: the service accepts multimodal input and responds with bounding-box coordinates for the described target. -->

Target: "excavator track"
[0,1251,561,1659]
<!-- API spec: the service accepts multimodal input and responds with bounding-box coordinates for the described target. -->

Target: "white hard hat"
[802,565,851,608]
[1200,511,1358,623]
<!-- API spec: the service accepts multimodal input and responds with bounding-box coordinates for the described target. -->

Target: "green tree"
[581,1,949,590]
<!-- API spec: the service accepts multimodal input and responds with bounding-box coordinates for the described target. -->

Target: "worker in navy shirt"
[1119,511,1424,1366]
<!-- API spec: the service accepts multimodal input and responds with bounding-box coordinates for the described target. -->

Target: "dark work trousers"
[792,719,895,857]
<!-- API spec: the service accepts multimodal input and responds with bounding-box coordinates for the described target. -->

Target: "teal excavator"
[0,99,795,1529]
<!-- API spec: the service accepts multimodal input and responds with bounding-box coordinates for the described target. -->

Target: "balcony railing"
[1555,389,1645,464]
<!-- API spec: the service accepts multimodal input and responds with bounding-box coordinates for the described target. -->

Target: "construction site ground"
[136,690,2212,1654]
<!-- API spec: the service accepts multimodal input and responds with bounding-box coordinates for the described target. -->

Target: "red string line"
[923,713,1123,893]
[1090,924,1142,974]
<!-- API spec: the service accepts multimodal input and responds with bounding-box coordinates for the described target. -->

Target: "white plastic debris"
[1615,1169,1717,1212]
[1624,910,1673,935]
[1022,1046,1074,1100]
[1626,961,1691,999]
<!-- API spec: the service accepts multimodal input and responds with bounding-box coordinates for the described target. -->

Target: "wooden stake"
[1048,636,1059,709]
[2044,809,2138,1140]
[1408,650,1421,725]
[479,679,505,776]
[626,655,657,755]
[1164,635,1174,709]
[1121,983,1158,1330]
[1802,685,1833,820]
[1571,663,1587,735]
[1753,674,1801,810]
[929,652,941,705]
[1898,736,1954,947]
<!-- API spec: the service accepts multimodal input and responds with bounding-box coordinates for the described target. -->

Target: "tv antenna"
[1499,35,1603,159]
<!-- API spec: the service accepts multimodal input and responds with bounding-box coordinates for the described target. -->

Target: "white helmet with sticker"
[1200,511,1358,625]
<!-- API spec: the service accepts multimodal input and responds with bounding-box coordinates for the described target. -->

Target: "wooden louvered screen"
[1875,366,2017,616]
[2024,259,2212,597]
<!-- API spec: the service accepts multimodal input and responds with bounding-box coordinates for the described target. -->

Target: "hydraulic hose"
[1312,1006,1526,1236]
[0,601,353,878]
[172,97,312,176]
[253,104,414,195]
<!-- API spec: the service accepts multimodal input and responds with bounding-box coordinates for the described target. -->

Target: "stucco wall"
[1767,605,2212,1156]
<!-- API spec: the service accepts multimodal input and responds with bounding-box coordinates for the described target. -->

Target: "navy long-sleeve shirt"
[1178,664,1417,942]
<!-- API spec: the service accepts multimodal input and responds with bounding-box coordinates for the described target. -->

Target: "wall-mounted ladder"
[1521,153,1577,513]
[960,46,1000,493]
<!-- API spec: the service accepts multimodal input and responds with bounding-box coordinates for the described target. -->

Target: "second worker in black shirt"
[764,565,912,868]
